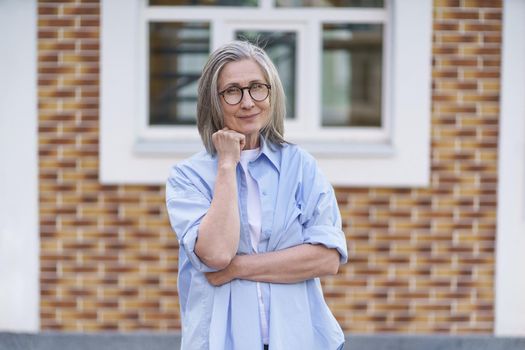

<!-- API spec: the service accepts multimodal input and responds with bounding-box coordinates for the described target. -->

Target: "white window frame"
[139,1,389,141]
[101,0,432,186]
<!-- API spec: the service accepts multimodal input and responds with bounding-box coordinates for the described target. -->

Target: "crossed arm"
[195,128,341,286]
[205,243,340,286]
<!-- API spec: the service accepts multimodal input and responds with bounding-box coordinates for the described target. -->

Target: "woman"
[166,41,348,350]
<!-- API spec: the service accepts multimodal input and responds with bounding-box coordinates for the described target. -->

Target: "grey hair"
[197,40,287,154]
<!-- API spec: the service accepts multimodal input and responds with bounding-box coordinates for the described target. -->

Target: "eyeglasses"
[218,83,271,105]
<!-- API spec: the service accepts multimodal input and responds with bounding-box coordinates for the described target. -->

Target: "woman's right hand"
[212,127,246,168]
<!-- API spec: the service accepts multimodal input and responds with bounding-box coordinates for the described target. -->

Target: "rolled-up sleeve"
[166,165,217,273]
[300,162,348,264]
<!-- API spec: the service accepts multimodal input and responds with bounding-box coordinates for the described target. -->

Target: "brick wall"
[38,0,501,333]
[38,0,179,331]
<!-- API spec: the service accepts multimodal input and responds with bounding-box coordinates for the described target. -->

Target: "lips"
[237,112,260,119]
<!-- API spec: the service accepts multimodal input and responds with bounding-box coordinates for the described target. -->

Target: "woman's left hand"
[205,256,241,286]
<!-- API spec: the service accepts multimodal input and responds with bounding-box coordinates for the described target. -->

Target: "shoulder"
[170,151,214,175]
[282,143,332,192]
[280,143,317,169]
[167,151,216,186]
[166,151,216,201]
[178,150,214,167]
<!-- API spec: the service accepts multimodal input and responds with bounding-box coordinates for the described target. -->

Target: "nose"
[240,90,255,109]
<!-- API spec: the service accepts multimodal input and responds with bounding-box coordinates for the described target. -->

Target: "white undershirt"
[239,148,269,344]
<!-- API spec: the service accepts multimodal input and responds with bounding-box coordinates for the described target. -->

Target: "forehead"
[218,59,266,88]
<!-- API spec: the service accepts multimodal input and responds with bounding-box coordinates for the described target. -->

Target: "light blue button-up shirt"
[166,137,348,350]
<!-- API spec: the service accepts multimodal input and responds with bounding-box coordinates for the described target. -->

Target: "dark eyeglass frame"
[218,83,271,105]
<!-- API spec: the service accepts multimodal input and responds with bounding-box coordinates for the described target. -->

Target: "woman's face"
[217,59,270,148]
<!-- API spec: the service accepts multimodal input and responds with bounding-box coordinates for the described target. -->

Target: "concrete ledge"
[0,332,180,350]
[0,332,524,350]
[347,335,525,350]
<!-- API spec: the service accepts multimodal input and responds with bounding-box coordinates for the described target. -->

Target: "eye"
[224,87,240,95]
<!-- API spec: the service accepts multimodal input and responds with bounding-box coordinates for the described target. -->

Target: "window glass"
[276,0,383,8]
[322,23,383,127]
[149,0,257,6]
[235,31,297,119]
[149,22,210,125]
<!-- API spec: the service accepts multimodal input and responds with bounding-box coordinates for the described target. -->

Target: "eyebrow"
[221,80,266,89]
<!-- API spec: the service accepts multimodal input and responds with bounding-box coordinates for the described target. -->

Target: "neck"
[243,134,260,150]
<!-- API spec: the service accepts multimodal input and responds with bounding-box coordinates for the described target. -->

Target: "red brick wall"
[38,0,501,333]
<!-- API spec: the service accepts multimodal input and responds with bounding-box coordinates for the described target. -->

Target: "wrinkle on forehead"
[218,59,266,90]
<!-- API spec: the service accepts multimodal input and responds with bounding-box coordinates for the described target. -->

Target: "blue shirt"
[166,137,348,350]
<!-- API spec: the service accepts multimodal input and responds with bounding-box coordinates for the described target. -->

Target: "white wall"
[100,0,432,187]
[0,0,40,331]
[495,0,525,336]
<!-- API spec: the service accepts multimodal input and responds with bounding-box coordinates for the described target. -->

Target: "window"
[139,0,389,142]
[149,22,210,125]
[101,0,432,186]
[322,23,383,127]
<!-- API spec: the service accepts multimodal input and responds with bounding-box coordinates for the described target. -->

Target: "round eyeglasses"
[219,83,271,105]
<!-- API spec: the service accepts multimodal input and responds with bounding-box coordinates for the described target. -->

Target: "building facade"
[1,0,524,336]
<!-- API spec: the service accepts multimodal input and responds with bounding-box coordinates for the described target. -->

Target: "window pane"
[149,0,257,6]
[235,31,296,120]
[149,22,210,125]
[322,23,382,127]
[276,0,383,8]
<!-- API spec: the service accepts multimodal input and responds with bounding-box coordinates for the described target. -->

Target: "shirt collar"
[258,134,281,173]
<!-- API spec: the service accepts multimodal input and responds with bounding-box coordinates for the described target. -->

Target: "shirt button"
[262,191,267,196]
